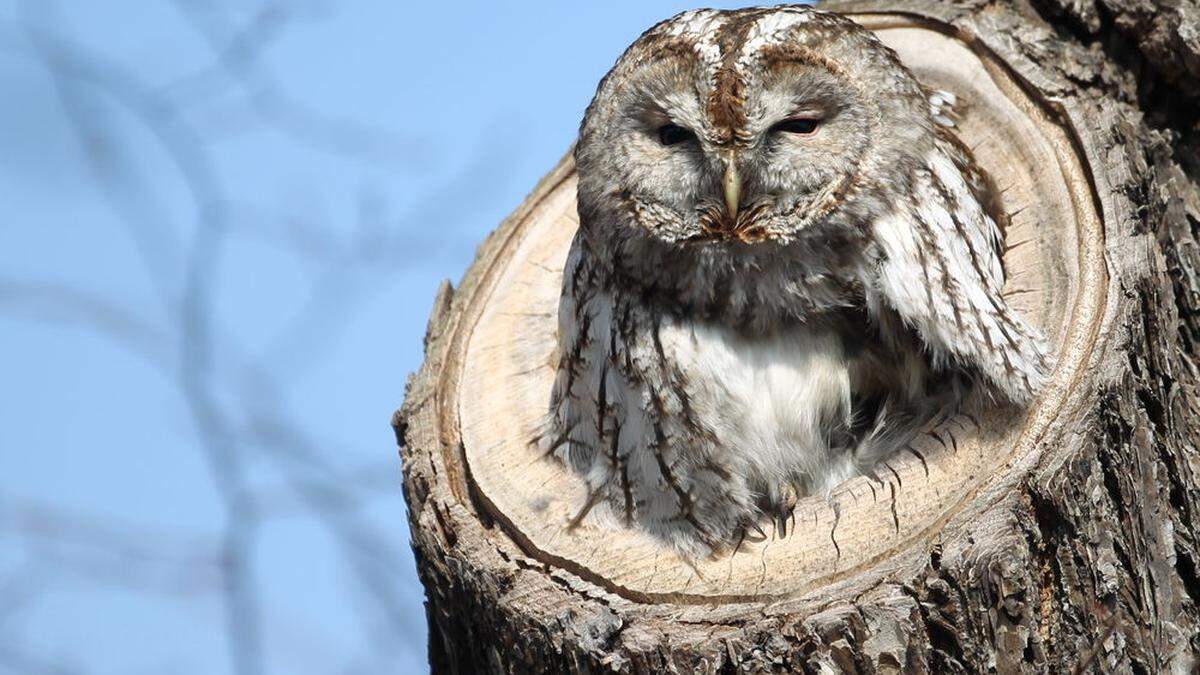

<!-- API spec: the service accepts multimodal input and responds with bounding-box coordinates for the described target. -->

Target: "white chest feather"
[657,319,856,492]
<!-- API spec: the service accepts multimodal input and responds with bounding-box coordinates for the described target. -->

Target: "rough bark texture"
[395,1,1200,672]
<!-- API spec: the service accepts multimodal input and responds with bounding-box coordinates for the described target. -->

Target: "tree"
[396,1,1200,671]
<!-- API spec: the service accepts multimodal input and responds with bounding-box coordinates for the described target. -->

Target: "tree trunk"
[394,1,1200,672]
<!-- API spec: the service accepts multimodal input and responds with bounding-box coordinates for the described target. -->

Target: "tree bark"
[395,1,1200,672]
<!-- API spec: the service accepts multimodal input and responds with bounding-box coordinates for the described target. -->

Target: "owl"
[541,7,1047,559]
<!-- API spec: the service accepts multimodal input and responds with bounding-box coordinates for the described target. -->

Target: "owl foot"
[730,521,768,556]
[759,480,801,540]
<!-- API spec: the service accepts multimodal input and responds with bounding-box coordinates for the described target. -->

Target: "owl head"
[575,7,948,327]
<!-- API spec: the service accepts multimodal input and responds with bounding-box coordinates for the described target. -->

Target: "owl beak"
[722,152,741,224]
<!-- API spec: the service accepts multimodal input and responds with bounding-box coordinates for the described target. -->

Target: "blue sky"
[0,2,765,673]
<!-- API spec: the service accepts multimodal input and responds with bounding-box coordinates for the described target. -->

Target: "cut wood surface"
[397,2,1200,672]
[456,18,1101,601]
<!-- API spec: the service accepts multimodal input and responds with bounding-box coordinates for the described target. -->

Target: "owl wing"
[865,140,1048,403]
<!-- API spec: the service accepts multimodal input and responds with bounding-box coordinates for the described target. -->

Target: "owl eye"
[657,123,697,146]
[771,117,822,135]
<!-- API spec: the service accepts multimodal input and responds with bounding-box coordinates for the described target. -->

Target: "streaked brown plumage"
[542,7,1048,558]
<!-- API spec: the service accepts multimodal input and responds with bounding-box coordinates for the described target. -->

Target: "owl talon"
[732,528,746,556]
[731,520,769,555]
[762,479,801,539]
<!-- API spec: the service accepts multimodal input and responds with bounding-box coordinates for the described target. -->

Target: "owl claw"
[771,488,799,539]
[773,510,799,539]
[731,520,769,556]
[753,478,801,540]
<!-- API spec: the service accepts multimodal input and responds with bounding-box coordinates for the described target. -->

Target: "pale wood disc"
[450,16,1105,602]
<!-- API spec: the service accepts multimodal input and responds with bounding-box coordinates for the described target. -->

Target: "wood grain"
[450,18,1104,601]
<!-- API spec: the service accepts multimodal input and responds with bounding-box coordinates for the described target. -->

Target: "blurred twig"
[0,1,452,672]
[166,0,433,167]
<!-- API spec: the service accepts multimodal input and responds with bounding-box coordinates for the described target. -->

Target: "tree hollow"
[449,15,1103,602]
[397,3,1200,672]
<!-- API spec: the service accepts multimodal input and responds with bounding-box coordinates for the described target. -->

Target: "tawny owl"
[541,7,1047,558]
